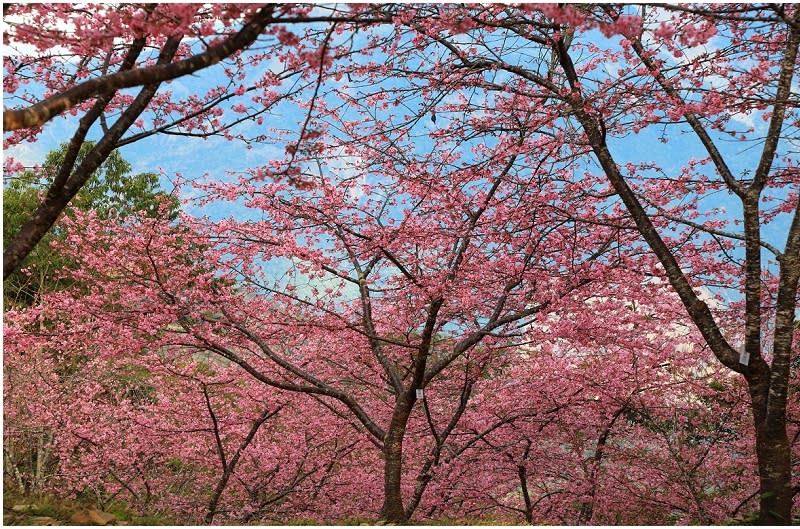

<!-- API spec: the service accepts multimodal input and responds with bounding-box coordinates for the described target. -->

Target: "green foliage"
[166,457,186,473]
[3,142,178,308]
[104,501,133,522]
[708,380,727,392]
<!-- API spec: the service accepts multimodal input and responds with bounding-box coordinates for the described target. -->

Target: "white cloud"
[729,111,755,130]
[4,142,47,168]
[2,10,75,58]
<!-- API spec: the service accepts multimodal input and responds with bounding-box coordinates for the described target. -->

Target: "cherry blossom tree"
[3,143,176,308]
[392,279,759,524]
[3,297,360,523]
[5,3,798,524]
[9,206,751,523]
[302,4,797,523]
[2,3,383,278]
[37,113,642,519]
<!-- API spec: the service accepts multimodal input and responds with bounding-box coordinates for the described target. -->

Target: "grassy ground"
[3,487,528,526]
[2,489,178,526]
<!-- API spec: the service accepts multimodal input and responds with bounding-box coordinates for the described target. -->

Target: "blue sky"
[4,6,795,297]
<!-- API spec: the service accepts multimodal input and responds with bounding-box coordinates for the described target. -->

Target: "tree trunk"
[745,359,793,525]
[753,417,792,524]
[205,468,232,524]
[552,20,800,525]
[518,464,534,524]
[381,395,413,523]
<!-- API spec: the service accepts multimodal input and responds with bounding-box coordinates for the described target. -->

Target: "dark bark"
[381,297,444,523]
[203,383,279,524]
[752,398,793,524]
[3,6,276,132]
[381,394,414,523]
[553,14,800,520]
[405,375,474,518]
[578,405,626,524]
[3,6,277,279]
[3,36,181,279]
[518,464,534,524]
[517,440,534,524]
[570,98,792,524]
